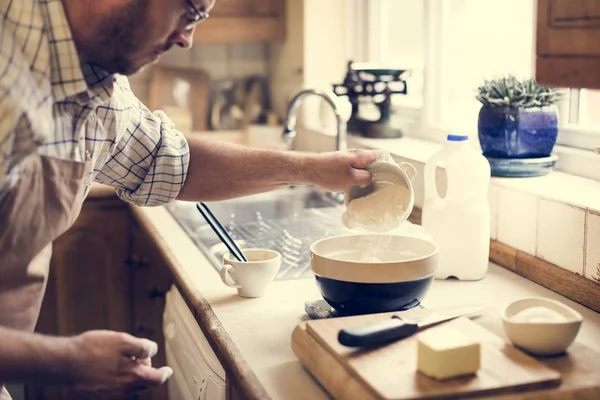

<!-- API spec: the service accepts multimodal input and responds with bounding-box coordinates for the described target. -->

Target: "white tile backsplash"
[159,46,193,68]
[227,43,269,77]
[127,44,270,103]
[489,185,498,240]
[536,200,585,275]
[128,67,152,104]
[585,211,600,282]
[497,188,538,254]
[191,44,229,79]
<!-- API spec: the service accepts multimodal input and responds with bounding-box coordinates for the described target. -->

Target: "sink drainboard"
[165,188,351,280]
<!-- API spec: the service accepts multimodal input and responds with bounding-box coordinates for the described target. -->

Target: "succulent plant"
[476,75,564,108]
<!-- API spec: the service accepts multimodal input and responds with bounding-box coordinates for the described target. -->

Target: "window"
[429,0,535,134]
[558,89,600,150]
[369,0,425,108]
[356,0,600,155]
[578,90,600,126]
[347,0,425,109]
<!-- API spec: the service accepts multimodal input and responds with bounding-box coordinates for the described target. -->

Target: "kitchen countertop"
[127,199,600,400]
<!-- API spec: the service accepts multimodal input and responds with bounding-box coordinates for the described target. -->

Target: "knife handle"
[338,317,418,347]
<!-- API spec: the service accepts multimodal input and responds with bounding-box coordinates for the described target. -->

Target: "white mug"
[220,249,281,298]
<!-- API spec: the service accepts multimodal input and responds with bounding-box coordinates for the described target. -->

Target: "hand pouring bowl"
[310,233,439,316]
[342,160,417,232]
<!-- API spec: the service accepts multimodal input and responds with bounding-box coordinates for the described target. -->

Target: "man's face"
[88,0,214,75]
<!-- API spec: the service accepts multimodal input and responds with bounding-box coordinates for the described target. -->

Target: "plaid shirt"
[0,0,190,206]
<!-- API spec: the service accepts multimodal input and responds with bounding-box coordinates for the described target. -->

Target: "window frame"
[347,0,600,179]
[556,89,600,150]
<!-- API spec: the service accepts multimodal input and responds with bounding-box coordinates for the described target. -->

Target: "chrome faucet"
[282,89,347,152]
[282,89,348,204]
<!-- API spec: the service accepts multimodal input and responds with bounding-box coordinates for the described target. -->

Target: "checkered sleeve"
[0,2,17,185]
[0,10,44,189]
[0,85,17,185]
[95,76,191,206]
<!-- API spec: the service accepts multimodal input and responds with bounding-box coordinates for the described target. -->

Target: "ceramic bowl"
[309,233,439,315]
[342,161,417,231]
[501,297,583,357]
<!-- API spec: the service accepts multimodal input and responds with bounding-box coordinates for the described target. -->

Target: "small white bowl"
[342,161,417,231]
[501,297,583,357]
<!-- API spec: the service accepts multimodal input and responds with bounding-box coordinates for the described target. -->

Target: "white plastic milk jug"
[421,134,491,281]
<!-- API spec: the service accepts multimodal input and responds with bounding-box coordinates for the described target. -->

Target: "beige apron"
[0,154,91,399]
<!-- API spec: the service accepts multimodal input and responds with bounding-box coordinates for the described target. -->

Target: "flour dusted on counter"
[510,306,568,323]
[347,184,411,232]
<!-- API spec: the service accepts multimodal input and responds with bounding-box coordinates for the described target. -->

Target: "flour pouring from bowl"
[342,152,416,234]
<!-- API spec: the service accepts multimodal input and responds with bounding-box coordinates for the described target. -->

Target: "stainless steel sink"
[165,186,352,280]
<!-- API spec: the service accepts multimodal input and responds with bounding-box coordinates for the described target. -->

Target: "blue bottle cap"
[447,134,469,142]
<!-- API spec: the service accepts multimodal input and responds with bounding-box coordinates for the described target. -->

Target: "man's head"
[63,0,215,75]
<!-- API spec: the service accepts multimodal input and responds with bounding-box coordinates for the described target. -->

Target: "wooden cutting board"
[291,312,600,400]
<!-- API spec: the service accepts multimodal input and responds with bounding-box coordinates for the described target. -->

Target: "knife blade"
[337,305,485,348]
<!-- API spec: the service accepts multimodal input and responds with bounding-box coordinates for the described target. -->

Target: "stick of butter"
[416,325,481,380]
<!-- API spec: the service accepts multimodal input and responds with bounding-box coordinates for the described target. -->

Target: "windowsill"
[355,135,600,213]
[302,126,600,213]
[295,126,600,283]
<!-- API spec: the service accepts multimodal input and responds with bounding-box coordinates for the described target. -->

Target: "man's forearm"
[0,326,73,385]
[176,138,314,202]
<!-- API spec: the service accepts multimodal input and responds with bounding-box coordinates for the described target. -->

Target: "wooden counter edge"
[129,205,271,400]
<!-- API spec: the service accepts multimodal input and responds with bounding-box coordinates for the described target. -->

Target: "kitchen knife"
[337,305,485,348]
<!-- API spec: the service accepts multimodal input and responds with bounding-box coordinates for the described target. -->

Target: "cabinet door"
[27,198,133,400]
[536,0,600,88]
[129,218,173,400]
[194,0,285,43]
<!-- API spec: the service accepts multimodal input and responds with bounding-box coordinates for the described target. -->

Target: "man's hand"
[304,149,384,192]
[66,330,172,398]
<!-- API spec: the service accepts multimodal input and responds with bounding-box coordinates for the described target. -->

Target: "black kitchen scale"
[333,61,411,139]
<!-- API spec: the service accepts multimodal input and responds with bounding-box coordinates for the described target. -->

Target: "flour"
[347,184,411,232]
[355,234,393,263]
[359,256,382,263]
[510,306,568,323]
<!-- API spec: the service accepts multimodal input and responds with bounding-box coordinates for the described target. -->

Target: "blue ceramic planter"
[477,106,558,158]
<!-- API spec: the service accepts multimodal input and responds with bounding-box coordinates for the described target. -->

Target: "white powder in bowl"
[510,306,568,323]
[359,256,382,263]
[347,184,410,231]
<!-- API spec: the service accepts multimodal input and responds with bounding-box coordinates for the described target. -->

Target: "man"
[0,0,380,398]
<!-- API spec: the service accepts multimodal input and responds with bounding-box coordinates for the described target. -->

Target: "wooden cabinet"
[27,194,133,400]
[129,217,173,400]
[195,0,285,43]
[536,0,600,88]
[38,197,132,336]
[27,191,170,400]
[22,185,242,399]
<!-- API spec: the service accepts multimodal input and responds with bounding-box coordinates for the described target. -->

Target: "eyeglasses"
[183,0,210,30]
